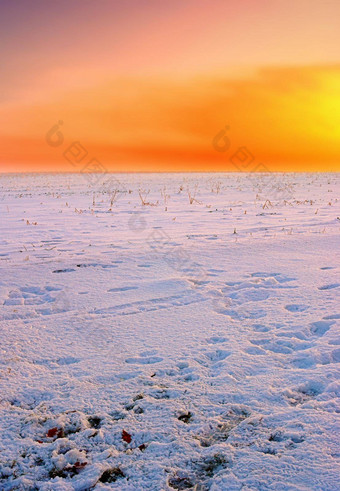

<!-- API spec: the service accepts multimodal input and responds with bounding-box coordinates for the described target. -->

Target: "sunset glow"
[1,0,339,172]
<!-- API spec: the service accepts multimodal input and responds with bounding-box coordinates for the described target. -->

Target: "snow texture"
[0,172,339,490]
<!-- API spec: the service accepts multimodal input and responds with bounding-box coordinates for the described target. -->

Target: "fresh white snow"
[0,172,339,490]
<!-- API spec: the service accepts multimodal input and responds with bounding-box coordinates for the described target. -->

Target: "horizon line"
[1,170,339,176]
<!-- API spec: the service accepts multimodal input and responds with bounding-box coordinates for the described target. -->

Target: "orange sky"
[0,0,339,172]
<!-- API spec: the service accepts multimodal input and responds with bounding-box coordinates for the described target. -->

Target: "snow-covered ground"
[0,172,339,490]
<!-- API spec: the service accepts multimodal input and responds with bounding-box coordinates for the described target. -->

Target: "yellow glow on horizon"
[1,65,339,173]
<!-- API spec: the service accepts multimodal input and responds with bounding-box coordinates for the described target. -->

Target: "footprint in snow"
[125,356,163,365]
[331,349,340,362]
[244,345,267,356]
[176,361,200,382]
[323,313,340,320]
[108,286,138,292]
[206,336,227,344]
[283,381,324,406]
[318,283,340,290]
[204,349,231,362]
[285,304,308,313]
[309,320,334,337]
